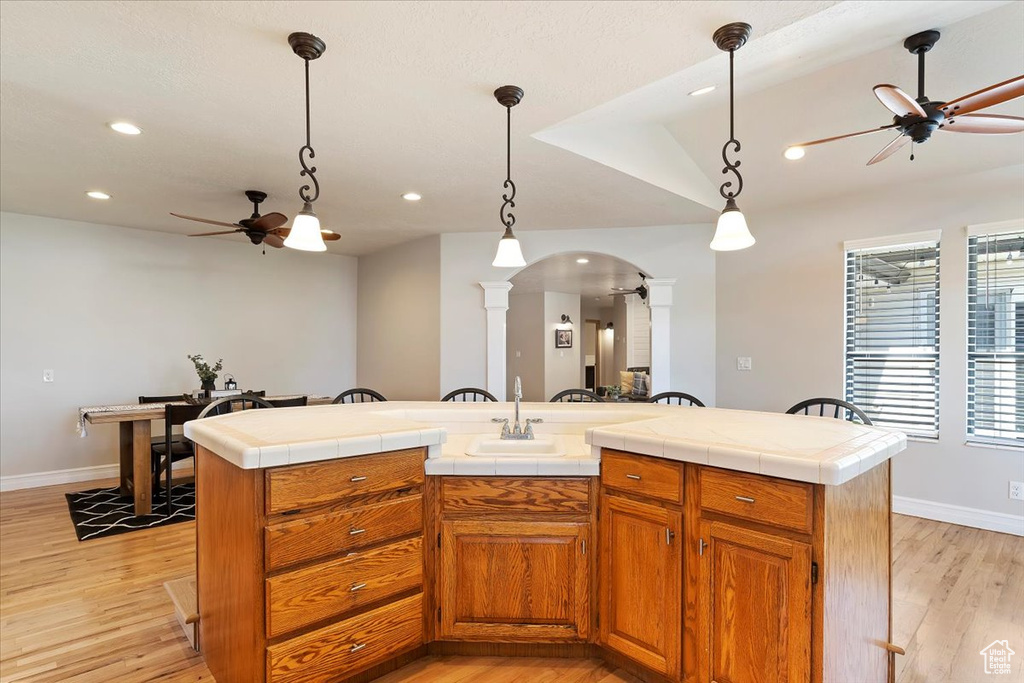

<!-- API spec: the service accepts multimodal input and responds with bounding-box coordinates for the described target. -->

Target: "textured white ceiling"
[509,252,645,300]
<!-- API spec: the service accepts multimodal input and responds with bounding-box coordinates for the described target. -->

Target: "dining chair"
[441,388,498,402]
[648,391,706,407]
[138,394,189,471]
[151,403,205,516]
[269,395,308,408]
[785,397,873,425]
[198,394,274,419]
[550,389,604,403]
[332,388,388,404]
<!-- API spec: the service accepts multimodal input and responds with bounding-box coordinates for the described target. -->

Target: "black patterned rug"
[65,483,195,541]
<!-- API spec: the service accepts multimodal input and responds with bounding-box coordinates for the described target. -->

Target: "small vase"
[201,379,216,392]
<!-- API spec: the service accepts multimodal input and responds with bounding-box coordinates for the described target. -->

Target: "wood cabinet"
[599,493,682,678]
[696,520,812,683]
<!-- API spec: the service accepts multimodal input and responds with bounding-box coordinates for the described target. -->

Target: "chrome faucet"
[491,376,542,439]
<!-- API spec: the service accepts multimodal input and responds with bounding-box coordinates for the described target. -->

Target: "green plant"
[187,354,223,384]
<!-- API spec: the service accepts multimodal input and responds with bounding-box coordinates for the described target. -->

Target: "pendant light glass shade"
[492,227,526,267]
[284,202,327,252]
[710,198,755,251]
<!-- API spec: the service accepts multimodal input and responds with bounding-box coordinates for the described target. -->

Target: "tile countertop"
[183,401,905,485]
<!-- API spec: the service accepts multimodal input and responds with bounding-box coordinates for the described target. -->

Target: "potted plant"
[187,354,223,393]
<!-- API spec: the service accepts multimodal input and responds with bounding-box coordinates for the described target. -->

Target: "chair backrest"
[163,404,206,450]
[246,390,266,397]
[139,394,185,404]
[550,389,604,403]
[198,394,274,419]
[785,397,873,425]
[648,391,705,407]
[332,388,388,404]
[269,395,308,408]
[441,388,498,402]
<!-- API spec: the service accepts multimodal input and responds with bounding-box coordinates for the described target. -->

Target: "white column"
[480,281,513,401]
[645,278,676,395]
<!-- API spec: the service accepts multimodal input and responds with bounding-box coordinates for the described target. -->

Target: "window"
[845,236,940,437]
[968,227,1024,447]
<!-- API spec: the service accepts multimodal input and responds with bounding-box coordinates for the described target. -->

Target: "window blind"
[967,229,1024,447]
[845,240,940,437]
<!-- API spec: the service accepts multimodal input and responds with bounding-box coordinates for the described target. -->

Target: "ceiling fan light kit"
[284,31,328,252]
[785,30,1024,165]
[709,22,756,252]
[491,85,527,268]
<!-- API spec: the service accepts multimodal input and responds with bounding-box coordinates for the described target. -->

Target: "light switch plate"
[737,357,752,371]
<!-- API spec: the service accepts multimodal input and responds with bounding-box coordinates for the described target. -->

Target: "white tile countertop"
[183,401,906,485]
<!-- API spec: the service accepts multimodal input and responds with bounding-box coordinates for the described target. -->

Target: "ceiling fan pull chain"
[910,141,915,162]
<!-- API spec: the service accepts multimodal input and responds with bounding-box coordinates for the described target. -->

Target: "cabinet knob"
[350,582,367,592]
[625,474,642,480]
[350,643,367,653]
[349,528,366,535]
[350,475,368,482]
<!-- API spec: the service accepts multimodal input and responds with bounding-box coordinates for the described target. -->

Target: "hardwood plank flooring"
[1,478,1021,682]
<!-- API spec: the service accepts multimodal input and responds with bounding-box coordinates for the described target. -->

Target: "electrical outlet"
[42,369,54,383]
[737,357,752,371]
[1010,481,1024,501]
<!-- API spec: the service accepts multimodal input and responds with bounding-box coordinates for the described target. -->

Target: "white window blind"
[845,240,940,437]
[967,229,1024,447]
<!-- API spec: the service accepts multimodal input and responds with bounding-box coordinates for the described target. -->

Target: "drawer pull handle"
[735,495,756,504]
[625,474,642,480]
[350,643,367,653]
[350,582,367,592]
[349,528,366,535]
[350,475,367,482]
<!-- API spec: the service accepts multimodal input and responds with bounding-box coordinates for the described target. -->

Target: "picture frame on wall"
[555,329,573,348]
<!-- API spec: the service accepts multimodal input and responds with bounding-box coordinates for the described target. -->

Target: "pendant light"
[284,32,328,252]
[709,23,756,252]
[492,85,527,268]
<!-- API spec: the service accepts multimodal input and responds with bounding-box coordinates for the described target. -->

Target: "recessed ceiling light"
[576,258,589,264]
[402,192,422,201]
[108,121,142,135]
[688,85,716,97]
[784,146,806,160]
[86,190,111,200]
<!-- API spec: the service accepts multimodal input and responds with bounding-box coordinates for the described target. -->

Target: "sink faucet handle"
[525,418,543,424]
[491,417,511,437]
[491,418,509,423]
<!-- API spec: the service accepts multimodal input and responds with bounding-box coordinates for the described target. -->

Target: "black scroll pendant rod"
[713,22,751,206]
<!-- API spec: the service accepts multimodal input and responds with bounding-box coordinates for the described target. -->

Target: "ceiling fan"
[171,190,340,251]
[610,272,649,301]
[786,30,1024,165]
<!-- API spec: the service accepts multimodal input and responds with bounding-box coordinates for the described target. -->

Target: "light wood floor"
[1,479,1021,682]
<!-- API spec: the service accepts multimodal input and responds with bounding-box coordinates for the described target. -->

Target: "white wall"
[506,292,546,402]
[439,225,716,402]
[0,212,357,481]
[715,165,1024,521]
[544,291,582,400]
[357,236,440,400]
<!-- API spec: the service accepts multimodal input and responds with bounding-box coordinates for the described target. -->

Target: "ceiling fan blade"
[250,211,288,232]
[940,75,1024,117]
[273,228,342,242]
[263,232,285,249]
[788,124,900,150]
[866,134,910,166]
[873,84,927,118]
[941,113,1024,134]
[170,213,240,229]
[188,229,244,237]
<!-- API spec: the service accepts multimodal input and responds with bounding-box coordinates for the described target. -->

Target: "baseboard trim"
[893,495,1024,536]
[0,460,192,492]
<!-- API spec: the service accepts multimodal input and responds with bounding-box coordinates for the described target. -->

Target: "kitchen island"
[185,401,906,683]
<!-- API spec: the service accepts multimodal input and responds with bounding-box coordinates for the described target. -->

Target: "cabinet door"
[439,520,589,641]
[599,494,682,679]
[698,520,812,683]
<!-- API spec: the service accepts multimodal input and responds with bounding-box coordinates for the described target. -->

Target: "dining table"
[79,394,332,515]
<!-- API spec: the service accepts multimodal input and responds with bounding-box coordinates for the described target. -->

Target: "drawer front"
[266,448,424,514]
[265,495,422,572]
[267,536,423,638]
[267,592,423,683]
[441,477,591,514]
[699,467,813,534]
[601,450,684,505]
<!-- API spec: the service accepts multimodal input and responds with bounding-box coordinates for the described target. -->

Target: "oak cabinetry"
[435,477,594,643]
[197,447,427,683]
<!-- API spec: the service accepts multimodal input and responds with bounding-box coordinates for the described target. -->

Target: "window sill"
[905,435,939,444]
[964,440,1024,453]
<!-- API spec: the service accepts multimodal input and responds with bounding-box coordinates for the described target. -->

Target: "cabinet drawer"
[441,477,590,514]
[267,592,423,683]
[699,467,813,534]
[601,450,684,505]
[265,495,422,572]
[266,536,423,638]
[266,448,424,514]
